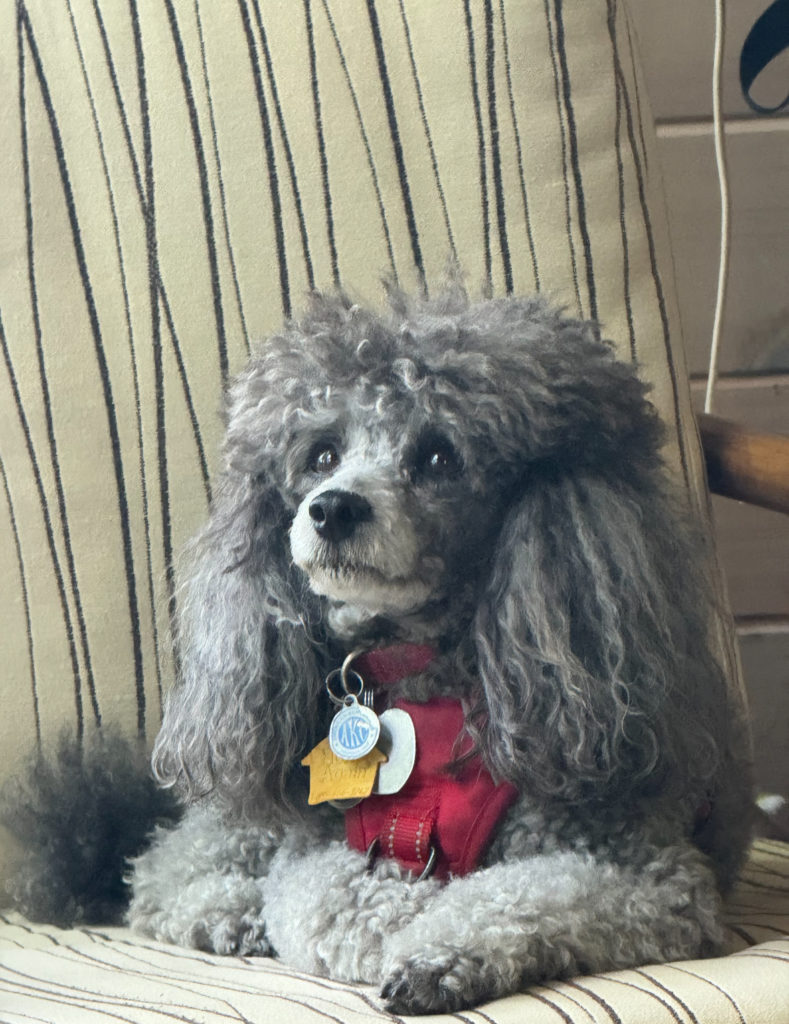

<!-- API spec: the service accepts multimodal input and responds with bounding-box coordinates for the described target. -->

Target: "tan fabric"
[0,840,787,1023]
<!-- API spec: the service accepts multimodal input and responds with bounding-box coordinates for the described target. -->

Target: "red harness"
[344,646,518,879]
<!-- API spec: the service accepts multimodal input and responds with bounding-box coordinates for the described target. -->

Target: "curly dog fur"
[7,289,754,1013]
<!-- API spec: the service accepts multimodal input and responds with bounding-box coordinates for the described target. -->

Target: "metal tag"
[374,708,416,795]
[329,696,381,761]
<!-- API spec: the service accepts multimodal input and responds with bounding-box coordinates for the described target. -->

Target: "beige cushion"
[1,840,788,1022]
[1,1,784,1020]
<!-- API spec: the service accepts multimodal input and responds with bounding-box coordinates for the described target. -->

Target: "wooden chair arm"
[697,412,789,514]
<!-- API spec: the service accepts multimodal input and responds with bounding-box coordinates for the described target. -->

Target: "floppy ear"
[472,465,728,804]
[152,469,325,824]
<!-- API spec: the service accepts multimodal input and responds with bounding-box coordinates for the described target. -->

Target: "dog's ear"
[471,466,727,804]
[152,470,323,824]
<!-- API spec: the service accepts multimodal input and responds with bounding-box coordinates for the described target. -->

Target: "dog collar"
[353,643,437,686]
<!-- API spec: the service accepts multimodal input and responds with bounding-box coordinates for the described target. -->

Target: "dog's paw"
[381,948,498,1015]
[201,913,272,957]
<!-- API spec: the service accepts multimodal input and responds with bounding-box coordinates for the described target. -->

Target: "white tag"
[374,708,416,795]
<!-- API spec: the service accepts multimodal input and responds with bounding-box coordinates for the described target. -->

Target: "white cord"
[705,0,731,414]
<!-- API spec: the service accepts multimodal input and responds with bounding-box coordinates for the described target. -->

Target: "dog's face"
[286,400,504,635]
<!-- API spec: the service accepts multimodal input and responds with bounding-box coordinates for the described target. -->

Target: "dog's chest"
[309,644,518,879]
[345,697,518,879]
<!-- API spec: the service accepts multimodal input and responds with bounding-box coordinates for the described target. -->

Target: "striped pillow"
[0,0,737,870]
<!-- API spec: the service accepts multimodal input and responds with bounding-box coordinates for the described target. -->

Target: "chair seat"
[1,839,787,1023]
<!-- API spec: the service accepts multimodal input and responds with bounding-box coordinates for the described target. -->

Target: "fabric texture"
[1,0,785,1020]
[1,840,788,1023]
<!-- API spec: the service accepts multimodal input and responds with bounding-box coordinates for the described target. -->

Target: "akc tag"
[301,739,387,805]
[328,695,381,760]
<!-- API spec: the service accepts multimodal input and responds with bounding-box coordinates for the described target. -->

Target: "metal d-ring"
[364,838,437,882]
[415,846,437,882]
[365,838,380,873]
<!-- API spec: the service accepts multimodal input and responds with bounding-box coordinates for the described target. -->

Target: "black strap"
[740,0,789,113]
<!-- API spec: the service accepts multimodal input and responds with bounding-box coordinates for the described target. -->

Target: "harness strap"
[345,698,518,879]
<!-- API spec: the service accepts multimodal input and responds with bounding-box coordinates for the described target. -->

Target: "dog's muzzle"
[309,489,373,544]
[289,474,436,615]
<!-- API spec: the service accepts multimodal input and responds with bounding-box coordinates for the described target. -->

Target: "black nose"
[309,490,373,543]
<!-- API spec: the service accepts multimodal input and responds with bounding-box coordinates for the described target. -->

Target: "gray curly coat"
[128,289,752,1014]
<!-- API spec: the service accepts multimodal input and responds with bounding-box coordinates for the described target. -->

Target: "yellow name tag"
[301,738,387,805]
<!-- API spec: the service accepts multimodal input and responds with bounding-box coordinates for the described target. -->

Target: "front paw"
[381,948,498,1015]
[199,912,272,957]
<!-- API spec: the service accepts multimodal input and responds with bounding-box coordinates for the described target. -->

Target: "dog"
[5,289,753,1014]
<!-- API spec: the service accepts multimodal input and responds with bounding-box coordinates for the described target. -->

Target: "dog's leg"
[379,841,723,1014]
[261,838,442,983]
[128,803,280,955]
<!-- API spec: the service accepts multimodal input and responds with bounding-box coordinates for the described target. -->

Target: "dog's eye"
[308,443,341,474]
[413,434,462,480]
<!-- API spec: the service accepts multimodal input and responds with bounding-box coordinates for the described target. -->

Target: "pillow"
[0,0,740,877]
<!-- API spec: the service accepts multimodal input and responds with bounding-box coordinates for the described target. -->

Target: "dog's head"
[153,290,727,821]
[223,290,662,637]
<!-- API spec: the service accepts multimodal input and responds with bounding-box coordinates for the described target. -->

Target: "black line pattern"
[320,0,398,278]
[635,967,701,1024]
[607,0,636,362]
[237,0,291,318]
[91,0,212,506]
[366,0,425,289]
[484,0,513,293]
[497,0,540,292]
[163,0,227,381]
[463,0,492,291]
[66,0,165,709]
[664,964,749,1024]
[17,5,94,734]
[542,0,583,313]
[597,974,686,1024]
[305,0,339,288]
[194,0,252,355]
[397,0,458,263]
[564,980,624,1024]
[0,1,732,807]
[553,0,598,322]
[251,0,316,294]
[0,453,40,745]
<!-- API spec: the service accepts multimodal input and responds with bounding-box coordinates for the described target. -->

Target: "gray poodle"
[8,289,754,1014]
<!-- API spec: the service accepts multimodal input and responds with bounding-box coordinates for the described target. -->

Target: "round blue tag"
[329,699,381,761]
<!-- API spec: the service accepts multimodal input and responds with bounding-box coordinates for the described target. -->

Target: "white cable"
[705,0,731,414]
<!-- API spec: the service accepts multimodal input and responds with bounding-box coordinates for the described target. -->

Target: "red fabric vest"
[345,697,518,879]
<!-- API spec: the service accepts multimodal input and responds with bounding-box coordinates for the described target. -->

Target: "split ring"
[325,666,365,705]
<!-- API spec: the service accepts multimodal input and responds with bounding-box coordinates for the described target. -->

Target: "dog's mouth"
[311,560,391,581]
[300,557,438,613]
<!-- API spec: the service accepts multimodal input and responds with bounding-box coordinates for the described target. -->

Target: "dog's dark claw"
[381,951,492,1015]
